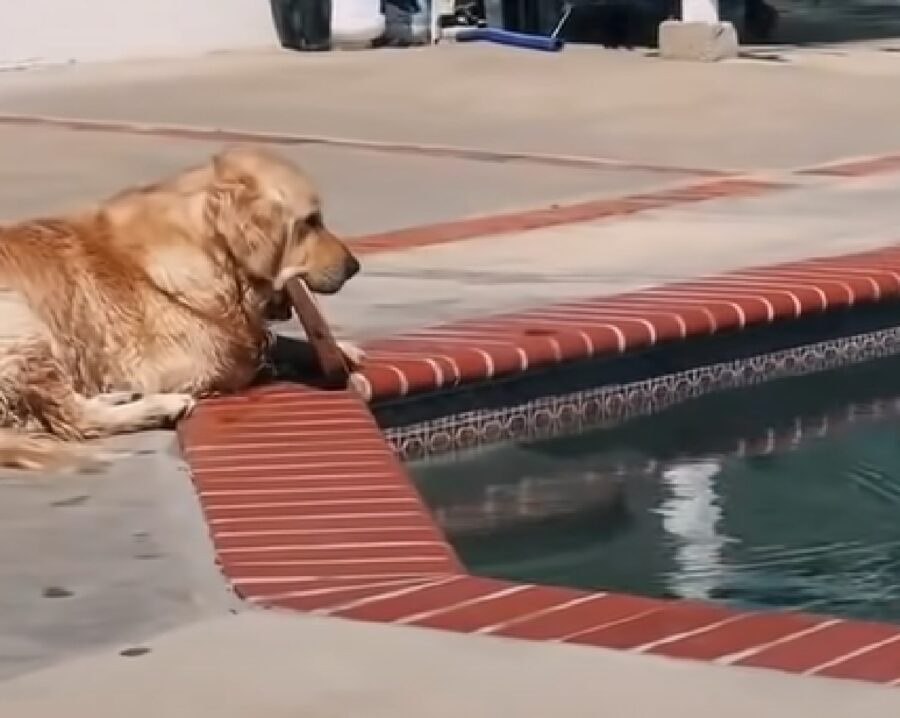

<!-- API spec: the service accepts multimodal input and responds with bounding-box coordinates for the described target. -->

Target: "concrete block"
[658,20,739,62]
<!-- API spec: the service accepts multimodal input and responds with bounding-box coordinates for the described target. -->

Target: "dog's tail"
[0,428,97,472]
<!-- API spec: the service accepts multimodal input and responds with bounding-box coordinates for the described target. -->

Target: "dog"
[0,145,361,471]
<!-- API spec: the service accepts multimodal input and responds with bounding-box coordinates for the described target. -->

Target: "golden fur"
[0,145,359,471]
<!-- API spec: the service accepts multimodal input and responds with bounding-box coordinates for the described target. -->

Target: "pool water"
[409,353,900,624]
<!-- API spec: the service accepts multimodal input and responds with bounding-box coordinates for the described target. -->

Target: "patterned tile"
[385,326,900,460]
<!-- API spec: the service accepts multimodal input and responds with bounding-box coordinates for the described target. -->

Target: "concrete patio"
[3,610,900,718]
[2,40,900,714]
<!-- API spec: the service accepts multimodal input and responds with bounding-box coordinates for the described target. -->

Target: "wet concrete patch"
[50,495,89,508]
[0,431,238,681]
[119,646,151,658]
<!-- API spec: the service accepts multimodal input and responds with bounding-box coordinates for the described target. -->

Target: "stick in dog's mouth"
[282,276,350,389]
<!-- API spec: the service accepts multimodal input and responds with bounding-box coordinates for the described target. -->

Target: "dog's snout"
[344,254,361,280]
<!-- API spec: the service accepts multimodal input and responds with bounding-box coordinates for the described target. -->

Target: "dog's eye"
[290,212,323,244]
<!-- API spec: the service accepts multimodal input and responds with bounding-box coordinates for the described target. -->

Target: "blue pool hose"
[454,27,564,52]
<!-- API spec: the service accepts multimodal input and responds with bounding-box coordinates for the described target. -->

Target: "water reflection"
[656,460,731,602]
[417,395,900,537]
[411,357,900,623]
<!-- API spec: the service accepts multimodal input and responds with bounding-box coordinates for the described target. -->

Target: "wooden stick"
[283,277,350,389]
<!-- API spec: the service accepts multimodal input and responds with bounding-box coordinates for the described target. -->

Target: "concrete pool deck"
[4,42,900,713]
[3,611,900,718]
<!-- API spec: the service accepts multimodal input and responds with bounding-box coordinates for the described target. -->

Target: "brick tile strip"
[356,244,900,402]
[179,384,464,601]
[178,243,900,688]
[0,113,728,176]
[351,178,784,255]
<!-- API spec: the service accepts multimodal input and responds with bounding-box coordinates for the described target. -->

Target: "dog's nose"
[344,254,361,280]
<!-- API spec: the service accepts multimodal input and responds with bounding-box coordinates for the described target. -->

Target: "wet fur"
[0,146,359,472]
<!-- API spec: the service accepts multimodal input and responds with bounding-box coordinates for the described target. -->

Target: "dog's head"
[209,145,360,296]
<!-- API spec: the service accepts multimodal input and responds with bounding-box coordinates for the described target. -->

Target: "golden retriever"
[0,145,360,471]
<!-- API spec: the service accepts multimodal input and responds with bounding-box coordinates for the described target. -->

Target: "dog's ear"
[209,151,287,282]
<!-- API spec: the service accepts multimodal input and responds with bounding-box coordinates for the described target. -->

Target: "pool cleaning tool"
[453,27,564,52]
[283,277,350,389]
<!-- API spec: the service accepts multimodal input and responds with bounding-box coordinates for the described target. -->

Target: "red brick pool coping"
[178,242,900,688]
[354,246,900,402]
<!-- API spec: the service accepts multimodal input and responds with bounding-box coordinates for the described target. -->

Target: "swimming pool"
[409,353,900,625]
[178,244,900,687]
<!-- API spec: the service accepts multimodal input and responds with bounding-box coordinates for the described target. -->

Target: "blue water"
[410,354,900,623]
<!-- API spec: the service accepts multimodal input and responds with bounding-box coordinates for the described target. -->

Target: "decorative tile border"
[383,325,900,461]
[177,243,900,689]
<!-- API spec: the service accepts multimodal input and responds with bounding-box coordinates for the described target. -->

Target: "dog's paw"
[348,372,371,401]
[337,341,367,370]
[146,393,196,424]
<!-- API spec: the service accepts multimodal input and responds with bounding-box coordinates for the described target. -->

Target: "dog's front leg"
[80,392,195,435]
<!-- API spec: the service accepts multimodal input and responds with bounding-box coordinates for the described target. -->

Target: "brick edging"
[178,244,900,688]
[355,246,900,402]
[350,178,784,255]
